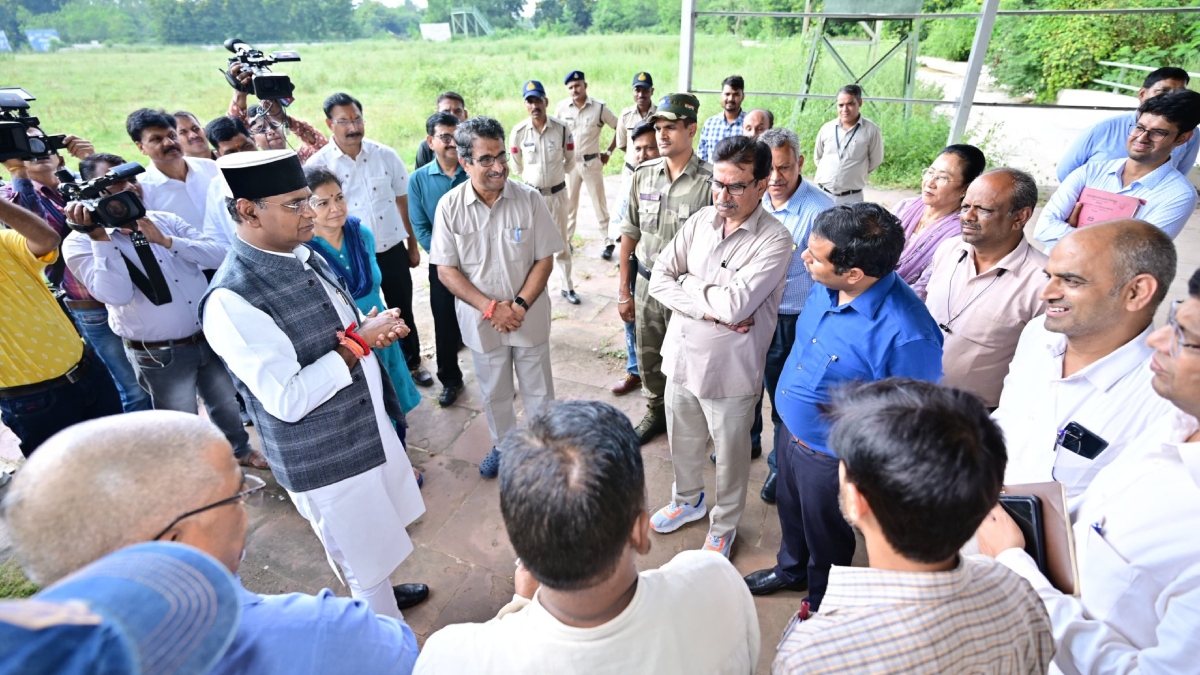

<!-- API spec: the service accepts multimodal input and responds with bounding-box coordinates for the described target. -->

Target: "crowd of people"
[1,63,1199,674]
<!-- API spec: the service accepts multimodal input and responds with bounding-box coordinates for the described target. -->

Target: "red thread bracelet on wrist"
[343,322,371,353]
[483,299,498,320]
[336,330,367,360]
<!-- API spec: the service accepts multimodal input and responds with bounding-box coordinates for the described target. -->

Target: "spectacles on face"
[152,473,266,540]
[431,134,456,145]
[311,193,346,210]
[922,167,957,185]
[469,151,509,168]
[1168,299,1200,359]
[251,120,285,132]
[261,195,319,216]
[332,116,365,128]
[708,178,752,196]
[1129,124,1172,142]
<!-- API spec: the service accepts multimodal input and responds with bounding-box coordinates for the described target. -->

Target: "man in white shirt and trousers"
[200,149,428,618]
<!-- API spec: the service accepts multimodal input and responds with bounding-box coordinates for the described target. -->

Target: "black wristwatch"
[513,296,529,310]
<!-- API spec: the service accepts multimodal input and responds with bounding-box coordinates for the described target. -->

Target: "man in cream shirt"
[993,219,1176,510]
[415,401,759,675]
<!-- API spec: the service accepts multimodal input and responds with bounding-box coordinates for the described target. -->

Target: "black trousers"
[428,264,463,387]
[773,425,855,611]
[750,313,798,470]
[375,243,421,370]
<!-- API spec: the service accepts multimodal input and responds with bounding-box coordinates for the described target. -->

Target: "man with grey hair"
[1,410,420,673]
[925,168,1049,409]
[751,127,833,504]
[994,219,1177,511]
[813,84,883,204]
[431,116,565,479]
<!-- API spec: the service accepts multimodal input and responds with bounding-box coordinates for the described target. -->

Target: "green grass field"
[4,33,971,187]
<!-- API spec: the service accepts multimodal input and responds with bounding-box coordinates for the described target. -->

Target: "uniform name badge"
[640,192,661,201]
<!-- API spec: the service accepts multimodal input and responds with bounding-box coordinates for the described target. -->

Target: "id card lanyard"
[834,122,860,159]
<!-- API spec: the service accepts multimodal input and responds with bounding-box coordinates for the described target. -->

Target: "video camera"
[224,38,301,101]
[57,162,147,231]
[0,87,68,163]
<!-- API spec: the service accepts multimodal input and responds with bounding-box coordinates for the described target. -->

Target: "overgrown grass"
[9,34,982,188]
[0,559,39,599]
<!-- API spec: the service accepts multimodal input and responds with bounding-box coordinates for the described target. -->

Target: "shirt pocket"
[523,142,539,166]
[638,200,661,235]
[369,176,394,211]
[455,229,489,270]
[955,308,1013,350]
[1080,526,1142,625]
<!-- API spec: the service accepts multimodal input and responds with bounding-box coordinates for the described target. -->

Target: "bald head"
[1069,219,1176,305]
[742,109,773,139]
[1,411,230,585]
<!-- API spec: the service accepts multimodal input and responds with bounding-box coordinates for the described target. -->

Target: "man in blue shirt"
[1037,90,1200,251]
[743,202,943,610]
[698,75,746,163]
[409,111,470,407]
[750,127,833,504]
[1057,67,1195,183]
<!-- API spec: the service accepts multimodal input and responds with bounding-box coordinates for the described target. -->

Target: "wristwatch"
[513,296,529,310]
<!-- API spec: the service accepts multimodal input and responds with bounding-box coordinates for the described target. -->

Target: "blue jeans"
[125,339,252,458]
[624,320,639,377]
[750,313,799,472]
[70,306,152,412]
[0,352,123,457]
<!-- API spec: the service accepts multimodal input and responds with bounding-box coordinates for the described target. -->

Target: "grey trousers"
[470,341,555,446]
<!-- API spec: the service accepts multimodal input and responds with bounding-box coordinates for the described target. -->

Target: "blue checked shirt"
[764,179,835,315]
[698,110,746,163]
[1035,157,1198,250]
[1057,111,1199,183]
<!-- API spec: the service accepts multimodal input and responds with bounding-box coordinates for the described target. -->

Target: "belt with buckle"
[583,153,600,161]
[125,331,205,352]
[63,298,106,311]
[821,187,862,197]
[0,355,92,400]
[535,182,567,197]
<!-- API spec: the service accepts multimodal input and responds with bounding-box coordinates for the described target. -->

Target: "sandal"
[239,450,270,470]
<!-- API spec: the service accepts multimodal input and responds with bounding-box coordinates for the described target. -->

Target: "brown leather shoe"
[610,374,641,396]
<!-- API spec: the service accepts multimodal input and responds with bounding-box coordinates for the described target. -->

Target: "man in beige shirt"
[647,135,793,558]
[925,168,1048,408]
[615,72,657,168]
[510,80,579,303]
[556,70,619,257]
[812,84,884,204]
[431,117,565,479]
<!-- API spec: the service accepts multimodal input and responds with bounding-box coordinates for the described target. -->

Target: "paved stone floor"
[2,174,1197,674]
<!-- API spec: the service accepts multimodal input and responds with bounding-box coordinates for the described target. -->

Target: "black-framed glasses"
[152,473,266,540]
[431,133,456,145]
[1129,124,1172,142]
[708,178,752,196]
[469,151,509,167]
[261,195,319,216]
[1168,299,1200,359]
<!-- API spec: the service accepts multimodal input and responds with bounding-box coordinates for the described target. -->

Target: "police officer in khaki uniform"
[556,70,619,268]
[618,93,713,444]
[510,80,578,303]
[608,72,658,260]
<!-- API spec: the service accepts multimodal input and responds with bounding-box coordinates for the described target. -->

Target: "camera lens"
[103,198,131,219]
[27,137,47,155]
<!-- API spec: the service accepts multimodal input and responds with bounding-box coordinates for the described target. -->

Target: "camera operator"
[127,108,220,230]
[61,153,267,469]
[227,63,327,164]
[0,197,122,457]
[2,128,151,413]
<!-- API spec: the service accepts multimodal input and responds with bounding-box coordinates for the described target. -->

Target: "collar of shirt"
[1160,409,1200,489]
[324,138,376,162]
[141,158,198,186]
[649,151,705,182]
[1040,322,1156,392]
[955,236,1036,279]
[1106,156,1177,191]
[822,557,971,609]
[463,179,514,207]
[709,204,769,238]
[819,271,900,320]
[235,234,307,260]
[764,178,818,219]
[717,110,746,129]
[429,160,466,180]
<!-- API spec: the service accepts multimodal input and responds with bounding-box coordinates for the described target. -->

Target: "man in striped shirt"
[773,379,1053,675]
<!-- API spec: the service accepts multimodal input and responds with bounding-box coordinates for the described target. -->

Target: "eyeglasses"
[922,167,958,185]
[1129,124,1172,142]
[261,195,319,216]
[431,134,456,145]
[332,117,366,128]
[311,193,345,210]
[708,179,753,196]
[1167,299,1200,359]
[469,151,509,167]
[251,120,285,132]
[152,473,266,540]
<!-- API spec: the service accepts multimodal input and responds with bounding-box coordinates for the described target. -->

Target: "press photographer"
[61,152,268,469]
[223,42,327,163]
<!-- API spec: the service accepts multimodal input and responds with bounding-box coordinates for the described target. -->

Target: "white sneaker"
[650,493,707,533]
[703,530,736,558]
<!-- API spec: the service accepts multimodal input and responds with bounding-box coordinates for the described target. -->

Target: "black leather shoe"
[601,243,615,260]
[410,365,434,387]
[438,384,463,408]
[393,583,429,609]
[760,470,778,504]
[744,569,807,596]
[562,290,581,305]
[751,442,762,460]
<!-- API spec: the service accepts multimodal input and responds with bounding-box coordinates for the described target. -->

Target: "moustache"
[346,132,364,139]
[715,201,738,210]
[767,181,788,188]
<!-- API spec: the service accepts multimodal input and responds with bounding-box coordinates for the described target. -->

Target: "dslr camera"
[57,162,147,231]
[224,38,301,101]
[0,87,68,162]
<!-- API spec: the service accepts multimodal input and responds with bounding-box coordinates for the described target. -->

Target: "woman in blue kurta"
[303,167,423,429]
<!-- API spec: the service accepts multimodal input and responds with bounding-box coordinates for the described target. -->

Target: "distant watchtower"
[451,7,494,37]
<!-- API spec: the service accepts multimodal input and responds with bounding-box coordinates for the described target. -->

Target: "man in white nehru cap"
[200,149,428,618]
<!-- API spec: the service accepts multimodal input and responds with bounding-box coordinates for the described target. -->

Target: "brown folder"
[1003,481,1079,596]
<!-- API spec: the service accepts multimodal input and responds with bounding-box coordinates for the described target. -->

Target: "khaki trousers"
[543,190,573,293]
[470,341,555,445]
[566,158,611,246]
[665,377,757,537]
[633,272,671,411]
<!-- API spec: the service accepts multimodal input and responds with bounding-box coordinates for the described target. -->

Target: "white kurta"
[203,242,425,590]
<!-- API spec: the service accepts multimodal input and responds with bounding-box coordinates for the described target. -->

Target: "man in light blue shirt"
[1057,67,1196,182]
[1037,90,1200,250]
[751,127,833,504]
